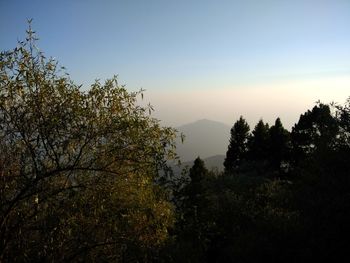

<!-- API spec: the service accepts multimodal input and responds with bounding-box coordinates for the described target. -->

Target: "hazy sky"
[1,0,349,129]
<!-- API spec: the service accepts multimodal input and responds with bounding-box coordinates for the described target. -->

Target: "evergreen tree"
[224,116,250,173]
[268,118,291,171]
[188,157,208,202]
[178,157,208,259]
[247,119,270,161]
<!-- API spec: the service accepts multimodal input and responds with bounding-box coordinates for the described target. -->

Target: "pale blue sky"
[1,0,350,127]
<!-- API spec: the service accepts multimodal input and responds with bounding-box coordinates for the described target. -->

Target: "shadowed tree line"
[171,100,350,262]
[1,24,350,262]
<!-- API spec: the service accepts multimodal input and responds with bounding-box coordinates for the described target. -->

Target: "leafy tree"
[291,103,339,165]
[291,100,350,261]
[0,22,177,261]
[224,116,250,173]
[334,97,350,146]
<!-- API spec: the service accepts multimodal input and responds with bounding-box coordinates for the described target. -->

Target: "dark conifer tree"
[268,118,290,171]
[182,157,208,254]
[189,157,208,183]
[247,119,270,161]
[224,116,250,173]
[187,157,208,202]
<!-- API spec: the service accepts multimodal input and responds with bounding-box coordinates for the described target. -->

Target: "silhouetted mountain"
[176,119,230,162]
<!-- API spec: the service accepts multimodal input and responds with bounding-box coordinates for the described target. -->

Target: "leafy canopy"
[0,22,178,261]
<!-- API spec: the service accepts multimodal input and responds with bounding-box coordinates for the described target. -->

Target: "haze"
[1,0,349,129]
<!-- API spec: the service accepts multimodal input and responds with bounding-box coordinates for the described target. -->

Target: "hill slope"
[176,119,230,162]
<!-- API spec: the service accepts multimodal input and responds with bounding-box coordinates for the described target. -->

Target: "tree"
[189,157,208,183]
[334,97,350,147]
[186,157,208,204]
[291,103,339,165]
[267,118,290,171]
[173,157,209,262]
[224,116,250,174]
[0,22,177,261]
[247,119,270,161]
[291,100,350,261]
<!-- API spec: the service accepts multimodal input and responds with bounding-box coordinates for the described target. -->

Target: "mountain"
[175,119,230,162]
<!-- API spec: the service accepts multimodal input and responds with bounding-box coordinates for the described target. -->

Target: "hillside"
[176,119,230,162]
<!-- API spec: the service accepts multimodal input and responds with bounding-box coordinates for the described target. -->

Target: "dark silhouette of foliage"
[168,99,350,262]
[267,118,291,172]
[189,157,208,183]
[247,119,270,162]
[172,157,210,262]
[290,99,350,261]
[334,97,350,146]
[224,116,250,173]
[291,103,339,166]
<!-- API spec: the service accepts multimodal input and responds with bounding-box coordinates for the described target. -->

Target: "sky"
[1,0,350,129]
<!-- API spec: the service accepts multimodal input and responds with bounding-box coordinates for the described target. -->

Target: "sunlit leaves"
[0,23,178,261]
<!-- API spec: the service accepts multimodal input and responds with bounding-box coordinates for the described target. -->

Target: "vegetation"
[1,24,350,262]
[170,100,350,262]
[223,116,250,173]
[0,24,177,262]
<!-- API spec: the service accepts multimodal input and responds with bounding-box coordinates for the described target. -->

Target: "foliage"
[2,22,350,263]
[290,99,350,261]
[168,158,210,262]
[267,117,290,172]
[247,119,270,162]
[172,172,301,262]
[224,116,250,173]
[291,103,338,165]
[224,117,291,178]
[170,99,350,262]
[0,23,177,261]
[189,157,208,183]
